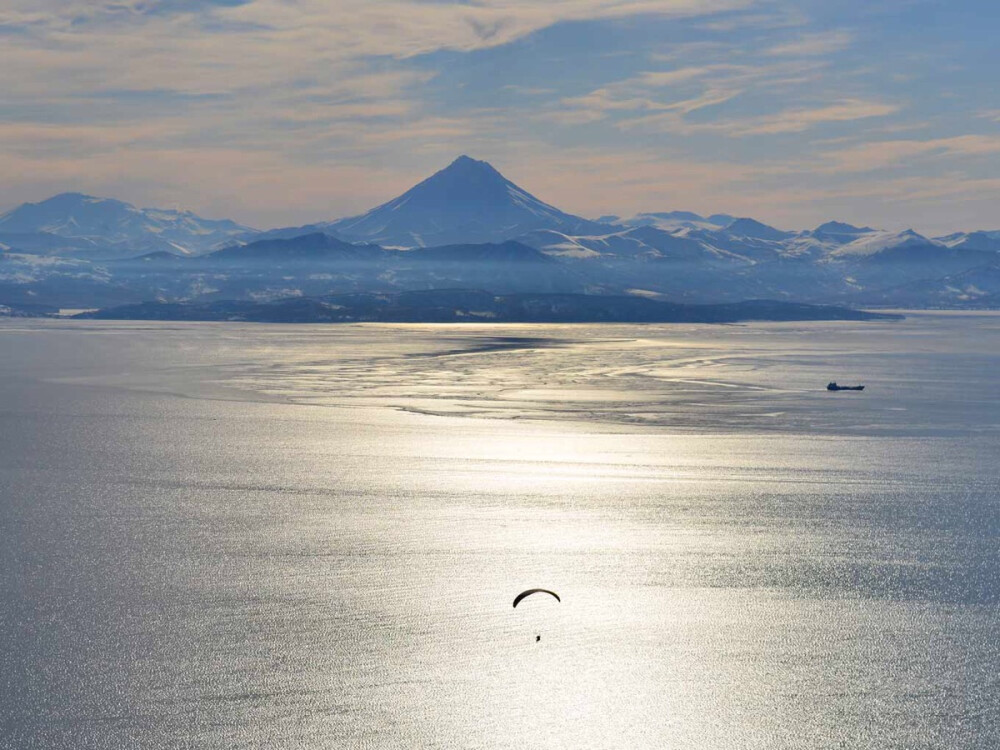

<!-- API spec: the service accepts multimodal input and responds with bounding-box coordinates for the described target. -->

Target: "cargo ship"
[827,382,865,391]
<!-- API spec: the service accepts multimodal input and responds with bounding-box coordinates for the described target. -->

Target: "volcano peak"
[328,156,607,247]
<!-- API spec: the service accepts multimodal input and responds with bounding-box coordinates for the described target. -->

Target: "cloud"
[0,1,761,162]
[765,30,853,57]
[560,88,665,114]
[556,61,884,137]
[819,135,1000,173]
[545,54,864,135]
[729,99,898,135]
[243,1,756,55]
[666,88,742,115]
[613,97,894,137]
[1,0,996,234]
[501,84,556,96]
[0,1,754,100]
[696,6,807,32]
[549,64,750,124]
[632,66,722,86]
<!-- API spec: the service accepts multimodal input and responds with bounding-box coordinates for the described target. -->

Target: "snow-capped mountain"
[810,221,876,242]
[608,211,734,232]
[828,229,941,258]
[319,155,612,248]
[519,225,747,265]
[723,218,794,243]
[0,193,256,257]
[5,156,1000,311]
[936,230,1000,253]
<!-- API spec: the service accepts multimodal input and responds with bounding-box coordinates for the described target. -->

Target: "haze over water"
[2,314,999,748]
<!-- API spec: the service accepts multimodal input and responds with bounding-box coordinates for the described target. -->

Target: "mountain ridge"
[0,192,255,258]
[4,156,1000,311]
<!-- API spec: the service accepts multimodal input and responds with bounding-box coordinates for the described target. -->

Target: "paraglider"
[512,588,560,608]
[513,589,560,643]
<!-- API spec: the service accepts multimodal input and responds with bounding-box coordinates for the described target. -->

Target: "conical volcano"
[328,155,608,248]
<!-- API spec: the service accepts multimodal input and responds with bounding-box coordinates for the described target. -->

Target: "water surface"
[1,314,999,748]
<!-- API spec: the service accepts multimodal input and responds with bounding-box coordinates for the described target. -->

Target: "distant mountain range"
[0,192,253,258]
[2,155,1000,315]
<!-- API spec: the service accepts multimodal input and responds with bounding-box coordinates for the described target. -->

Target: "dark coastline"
[74,290,903,324]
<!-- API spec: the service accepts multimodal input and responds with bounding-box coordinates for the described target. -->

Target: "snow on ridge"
[830,229,941,257]
[0,192,256,257]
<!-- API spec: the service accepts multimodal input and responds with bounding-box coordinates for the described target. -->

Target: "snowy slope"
[610,211,732,232]
[0,193,256,257]
[829,229,942,258]
[323,156,613,248]
[936,230,1000,253]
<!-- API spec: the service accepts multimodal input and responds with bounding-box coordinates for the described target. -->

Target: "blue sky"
[1,0,998,233]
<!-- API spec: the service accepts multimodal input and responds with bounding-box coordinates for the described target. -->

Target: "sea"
[1,312,999,749]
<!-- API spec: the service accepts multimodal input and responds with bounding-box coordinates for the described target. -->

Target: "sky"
[1,0,998,234]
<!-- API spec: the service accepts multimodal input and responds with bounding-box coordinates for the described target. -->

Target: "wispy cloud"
[549,63,750,125]
[0,0,998,234]
[730,99,899,135]
[0,1,755,99]
[553,59,883,137]
[618,97,895,136]
[501,85,556,96]
[766,30,853,56]
[696,6,808,32]
[819,135,1000,172]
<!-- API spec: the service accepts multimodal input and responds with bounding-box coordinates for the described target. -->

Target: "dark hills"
[206,233,386,263]
[77,290,902,324]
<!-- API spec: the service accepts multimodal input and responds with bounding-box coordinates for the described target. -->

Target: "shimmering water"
[1,314,999,748]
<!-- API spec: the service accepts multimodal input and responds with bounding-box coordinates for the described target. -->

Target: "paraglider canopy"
[512,588,561,608]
